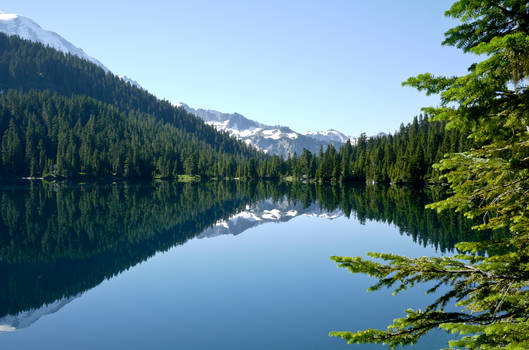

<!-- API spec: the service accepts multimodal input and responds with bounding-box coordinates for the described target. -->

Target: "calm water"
[0,181,486,349]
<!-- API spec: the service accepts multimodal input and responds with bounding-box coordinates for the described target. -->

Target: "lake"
[0,181,487,349]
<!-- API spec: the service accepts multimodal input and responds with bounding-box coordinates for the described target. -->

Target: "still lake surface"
[0,181,486,349]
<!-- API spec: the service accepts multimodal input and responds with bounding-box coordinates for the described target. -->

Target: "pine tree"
[330,1,529,348]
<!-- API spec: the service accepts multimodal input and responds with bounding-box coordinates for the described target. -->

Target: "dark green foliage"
[0,90,262,178]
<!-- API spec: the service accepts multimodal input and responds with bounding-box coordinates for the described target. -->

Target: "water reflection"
[0,296,77,333]
[0,181,488,332]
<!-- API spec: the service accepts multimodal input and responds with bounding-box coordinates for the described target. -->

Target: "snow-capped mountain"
[198,198,342,239]
[177,103,355,157]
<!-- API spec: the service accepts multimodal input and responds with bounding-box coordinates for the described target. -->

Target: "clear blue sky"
[2,0,475,137]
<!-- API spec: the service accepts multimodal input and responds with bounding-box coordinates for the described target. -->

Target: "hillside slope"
[0,34,262,178]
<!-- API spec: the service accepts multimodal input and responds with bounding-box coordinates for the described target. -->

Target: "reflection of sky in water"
[1,200,456,350]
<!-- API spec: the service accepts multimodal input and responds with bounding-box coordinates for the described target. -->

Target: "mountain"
[0,11,356,158]
[178,103,355,157]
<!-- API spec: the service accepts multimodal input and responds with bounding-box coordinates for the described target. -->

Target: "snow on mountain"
[198,198,342,239]
[0,11,108,71]
[306,129,354,144]
[0,11,145,89]
[177,103,355,157]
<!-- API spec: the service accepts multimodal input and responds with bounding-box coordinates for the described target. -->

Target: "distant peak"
[0,12,19,21]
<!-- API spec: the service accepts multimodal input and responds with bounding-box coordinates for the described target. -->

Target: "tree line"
[278,114,471,183]
[0,87,468,182]
[0,90,264,178]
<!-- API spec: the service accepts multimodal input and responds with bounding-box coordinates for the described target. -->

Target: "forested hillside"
[0,33,468,182]
[0,33,262,178]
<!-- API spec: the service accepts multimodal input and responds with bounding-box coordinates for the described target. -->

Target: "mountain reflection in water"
[0,181,491,332]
